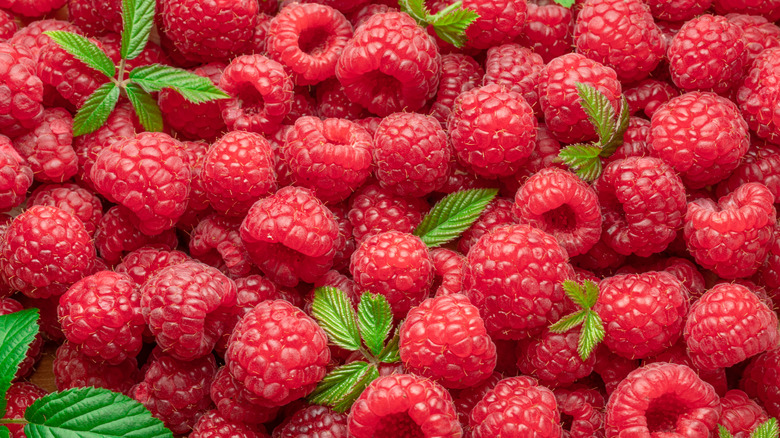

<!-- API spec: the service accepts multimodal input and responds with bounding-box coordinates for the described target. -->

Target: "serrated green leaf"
[553,0,575,7]
[377,330,400,363]
[719,425,733,438]
[430,7,479,48]
[357,293,393,356]
[601,95,630,158]
[311,287,362,352]
[332,364,379,413]
[752,418,779,438]
[557,143,604,182]
[43,31,115,78]
[129,65,229,103]
[0,425,8,438]
[124,82,163,132]
[308,362,370,407]
[549,311,586,333]
[583,279,600,309]
[121,0,156,60]
[578,312,605,361]
[561,280,588,309]
[414,188,498,247]
[576,82,616,147]
[0,309,39,416]
[24,387,172,438]
[72,83,120,137]
[398,0,430,24]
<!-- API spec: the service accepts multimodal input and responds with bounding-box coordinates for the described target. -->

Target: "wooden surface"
[28,342,57,393]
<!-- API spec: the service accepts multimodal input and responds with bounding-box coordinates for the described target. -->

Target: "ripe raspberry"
[347,183,428,242]
[8,19,80,56]
[741,348,780,418]
[449,372,502,433]
[516,329,596,388]
[470,375,561,438]
[516,1,573,63]
[717,389,770,438]
[592,346,639,395]
[514,167,601,257]
[314,77,369,120]
[643,339,728,396]
[430,248,464,297]
[210,366,280,425]
[327,204,357,272]
[0,0,64,17]
[0,43,43,136]
[624,79,679,119]
[457,197,514,255]
[284,116,372,202]
[458,0,527,50]
[350,231,434,319]
[0,10,16,41]
[685,182,777,279]
[283,87,317,124]
[463,224,573,340]
[538,53,622,144]
[482,44,543,115]
[177,140,213,230]
[28,183,102,236]
[605,117,651,162]
[53,341,139,395]
[94,206,178,266]
[12,107,76,183]
[0,137,33,212]
[98,32,168,71]
[114,247,189,286]
[158,62,226,141]
[132,350,217,435]
[448,84,537,179]
[668,15,746,93]
[0,297,42,379]
[736,48,780,146]
[727,14,780,65]
[335,11,441,117]
[427,53,483,125]
[189,214,254,278]
[714,0,780,21]
[4,381,47,438]
[348,374,461,438]
[436,160,498,195]
[219,54,294,135]
[67,0,121,36]
[36,37,109,107]
[273,405,348,437]
[718,140,780,206]
[605,363,721,437]
[190,410,269,438]
[226,299,329,406]
[554,386,605,438]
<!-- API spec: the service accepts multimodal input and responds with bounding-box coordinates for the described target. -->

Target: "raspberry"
[668,15,747,93]
[714,0,780,21]
[0,0,64,17]
[0,10,16,40]
[209,366,280,425]
[335,11,441,117]
[177,140,212,230]
[53,341,139,395]
[158,62,226,141]
[514,167,601,257]
[516,1,573,63]
[0,136,33,212]
[457,197,514,255]
[190,410,269,438]
[685,182,777,279]
[114,247,190,286]
[327,204,357,272]
[132,350,217,435]
[554,386,605,438]
[759,227,780,302]
[448,84,537,179]
[727,14,780,65]
[373,113,450,197]
[624,79,679,119]
[189,214,254,279]
[284,116,373,202]
[273,405,349,437]
[643,339,728,396]
[459,0,527,50]
[12,107,76,183]
[67,0,121,36]
[606,117,651,162]
[516,329,596,388]
[717,390,770,438]
[736,48,780,146]
[283,87,317,124]
[483,44,543,115]
[350,231,434,320]
[99,32,168,71]
[219,54,294,135]
[241,186,339,287]
[645,0,711,21]
[741,348,780,418]
[0,297,42,379]
[36,37,109,108]
[450,373,502,433]
[538,53,622,144]
[4,382,47,438]
[7,19,79,56]
[592,346,639,395]
[463,224,573,340]
[348,374,461,438]
[346,183,428,243]
[0,43,43,136]
[94,206,178,266]
[314,77,369,120]
[226,299,330,406]
[28,183,102,236]
[470,375,561,438]
[425,55,481,126]
[430,248,464,297]
[652,256,706,297]
[605,363,721,437]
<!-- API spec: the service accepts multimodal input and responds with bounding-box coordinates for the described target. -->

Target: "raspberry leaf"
[551,279,604,361]
[377,330,400,363]
[429,6,480,48]
[557,144,603,182]
[357,293,394,356]
[561,279,589,309]
[752,418,779,438]
[312,286,362,352]
[0,426,8,437]
[601,96,630,157]
[576,82,617,146]
[414,188,499,248]
[308,361,377,413]
[43,31,116,78]
[549,311,586,333]
[553,0,575,6]
[72,82,121,137]
[129,65,229,103]
[120,0,156,60]
[332,365,379,413]
[583,279,600,308]
[23,387,172,438]
[124,82,163,133]
[398,0,431,23]
[578,311,605,361]
[0,309,39,416]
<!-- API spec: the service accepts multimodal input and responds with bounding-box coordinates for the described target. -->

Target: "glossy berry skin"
[36,38,108,108]
[13,107,77,183]
[606,363,720,437]
[428,54,483,125]
[0,137,33,212]
[347,183,428,242]
[7,19,77,56]
[93,205,178,266]
[141,261,237,361]
[189,214,253,279]
[336,11,441,117]
[741,349,780,418]
[458,197,514,256]
[685,283,779,370]
[470,376,561,438]
[430,248,465,297]
[114,247,190,285]
[0,10,16,40]
[595,272,690,360]
[226,300,330,407]
[348,374,461,438]
[624,79,679,119]
[190,410,269,438]
[554,386,605,438]
[483,44,544,115]
[273,405,349,438]
[461,0,527,50]
[464,224,574,340]
[726,14,780,65]
[158,62,226,141]
[209,367,280,425]
[718,390,770,438]
[4,382,47,438]
[516,329,596,389]
[53,341,139,395]
[517,1,574,63]
[28,183,103,236]
[684,182,777,279]
[717,141,780,203]
[0,43,43,136]
[737,48,780,146]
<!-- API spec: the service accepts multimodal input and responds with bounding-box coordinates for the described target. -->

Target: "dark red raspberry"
[12,107,76,183]
[457,197,514,255]
[273,405,348,438]
[0,42,43,136]
[727,14,780,65]
[0,10,16,40]
[685,182,777,279]
[210,366,280,425]
[114,246,189,286]
[430,248,465,297]
[714,0,780,21]
[737,48,780,146]
[346,183,428,242]
[554,386,605,438]
[605,363,721,437]
[348,374,461,438]
[463,224,573,340]
[624,79,679,119]
[450,372,502,433]
[189,214,254,279]
[335,11,441,117]
[517,1,573,63]
[516,329,596,388]
[28,183,102,236]
[643,339,728,397]
[718,389,771,438]
[158,62,226,141]
[0,136,33,212]
[36,37,109,107]
[226,299,330,406]
[759,226,780,302]
[4,381,47,438]
[741,348,780,418]
[94,206,178,266]
[427,53,483,125]
[284,116,372,202]
[314,77,369,120]
[483,44,543,115]
[132,350,217,435]
[605,117,651,162]
[283,87,317,124]
[53,340,139,395]
[645,0,711,21]
[190,410,269,438]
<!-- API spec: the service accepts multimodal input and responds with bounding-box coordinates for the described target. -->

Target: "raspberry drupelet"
[28,183,103,236]
[428,53,483,125]
[209,367,280,425]
[273,405,349,437]
[189,214,254,279]
[158,62,226,141]
[737,48,780,146]
[190,410,269,438]
[4,382,47,438]
[624,79,679,119]
[347,183,428,242]
[13,107,77,183]
[0,137,33,212]
[718,390,771,438]
[517,0,574,63]
[53,341,139,395]
[554,386,605,438]
[93,206,178,266]
[457,197,515,255]
[114,246,190,285]
[0,43,44,136]
[516,329,596,389]
[741,348,780,418]
[36,37,109,108]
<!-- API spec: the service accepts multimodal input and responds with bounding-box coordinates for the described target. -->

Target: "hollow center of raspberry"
[373,412,424,438]
[355,70,403,102]
[298,27,330,55]
[542,204,577,232]
[561,412,574,431]
[236,83,265,116]
[645,394,686,433]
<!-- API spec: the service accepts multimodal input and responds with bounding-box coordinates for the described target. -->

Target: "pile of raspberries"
[1,0,780,436]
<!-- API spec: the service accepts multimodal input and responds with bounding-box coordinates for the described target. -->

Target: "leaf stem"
[429,0,462,21]
[0,418,28,425]
[117,58,127,84]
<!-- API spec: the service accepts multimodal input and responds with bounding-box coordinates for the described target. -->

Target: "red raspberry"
[67,0,121,36]
[273,405,348,437]
[737,48,780,146]
[759,226,780,301]
[643,256,706,298]
[114,247,189,285]
[718,140,780,205]
[554,386,605,438]
[327,204,357,272]
[349,3,396,27]
[430,248,465,297]
[210,366,280,425]
[514,167,602,257]
[348,374,461,438]
[500,125,563,188]
[350,231,433,319]
[538,53,622,144]
[714,0,780,21]
[177,140,213,230]
[571,234,626,272]
[335,11,441,117]
[28,183,102,236]
[399,294,496,389]
[4,382,47,438]
[94,206,178,266]
[12,107,76,183]
[314,77,369,120]
[727,14,780,65]
[643,339,728,396]
[0,136,33,212]
[0,43,43,136]
[0,297,42,379]
[717,390,769,438]
[606,363,721,437]
[7,19,79,56]
[219,54,294,135]
[158,62,226,141]
[98,32,168,71]
[190,410,269,438]
[605,117,651,162]
[592,346,639,395]
[463,224,573,340]
[596,272,689,360]
[0,0,63,17]
[241,186,339,287]
[373,113,450,197]
[346,183,428,242]
[226,299,329,406]
[516,1,573,63]
[449,84,537,179]
[741,348,780,418]
[685,182,777,279]
[624,79,679,119]
[0,10,16,40]
[668,15,747,93]
[36,37,109,107]
[132,350,217,435]
[284,116,372,202]
[53,340,139,395]
[283,86,317,124]
[457,197,514,255]
[483,44,543,115]
[450,372,502,433]
[470,375,561,438]
[427,53,483,125]
[459,0,527,50]
[189,214,254,279]
[516,329,596,388]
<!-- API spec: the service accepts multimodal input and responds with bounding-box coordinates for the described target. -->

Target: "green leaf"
[601,95,631,158]
[549,311,586,333]
[561,280,588,309]
[0,425,8,438]
[311,287,362,352]
[120,0,156,60]
[0,308,39,416]
[72,83,121,137]
[752,418,779,438]
[719,425,733,438]
[430,7,479,48]
[398,0,430,24]
[332,364,379,413]
[578,312,605,361]
[357,293,394,356]
[43,31,115,78]
[583,279,600,309]
[124,82,163,132]
[24,387,172,438]
[308,362,371,408]
[129,65,229,103]
[553,0,575,7]
[576,82,616,147]
[414,188,498,247]
[557,143,604,182]
[377,330,400,363]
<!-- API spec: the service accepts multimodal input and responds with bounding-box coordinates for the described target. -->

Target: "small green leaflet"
[311,287,361,351]
[0,309,39,416]
[719,425,733,438]
[0,425,8,438]
[398,0,479,48]
[548,311,586,333]
[752,418,780,438]
[307,362,378,413]
[576,82,616,147]
[73,83,121,136]
[548,279,604,361]
[553,0,575,6]
[414,188,498,248]
[129,65,230,103]
[557,143,603,182]
[124,83,163,133]
[43,31,116,78]
[357,293,393,356]
[121,0,156,60]
[601,95,630,157]
[377,331,400,363]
